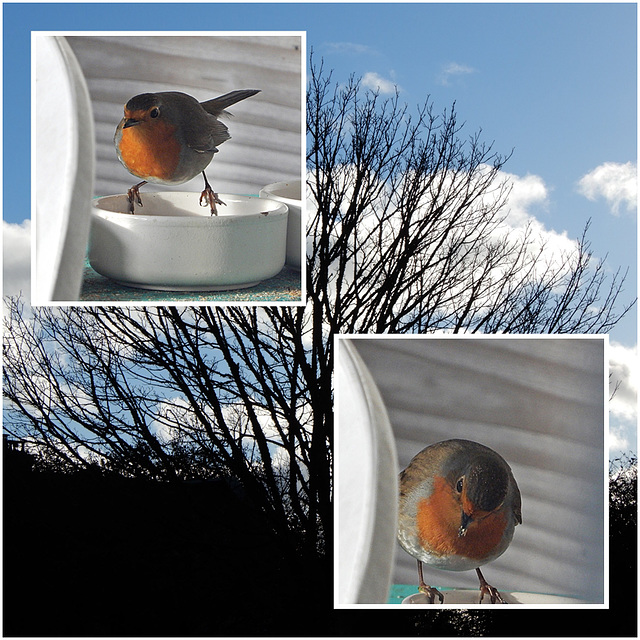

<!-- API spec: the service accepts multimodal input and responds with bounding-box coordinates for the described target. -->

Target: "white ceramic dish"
[400,589,589,605]
[89,192,288,291]
[259,180,302,270]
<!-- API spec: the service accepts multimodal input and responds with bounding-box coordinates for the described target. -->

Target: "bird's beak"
[458,511,473,537]
[123,117,141,129]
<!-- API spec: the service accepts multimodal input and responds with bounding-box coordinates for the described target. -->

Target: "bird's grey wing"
[183,115,230,153]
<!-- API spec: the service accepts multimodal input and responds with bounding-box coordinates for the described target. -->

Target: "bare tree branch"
[3,60,634,566]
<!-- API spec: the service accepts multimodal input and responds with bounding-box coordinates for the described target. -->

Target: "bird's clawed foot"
[200,172,226,216]
[417,560,444,603]
[418,583,445,604]
[199,187,225,216]
[127,181,146,214]
[476,568,507,604]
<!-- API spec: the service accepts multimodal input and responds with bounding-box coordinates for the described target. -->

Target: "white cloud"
[306,163,584,336]
[439,62,476,86]
[3,219,31,302]
[608,341,637,456]
[577,161,637,215]
[361,71,397,95]
[609,341,638,422]
[498,172,549,227]
[442,166,579,278]
[154,397,194,442]
[493,170,578,264]
[609,425,631,454]
[307,163,586,303]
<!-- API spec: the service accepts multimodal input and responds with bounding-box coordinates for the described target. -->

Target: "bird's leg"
[476,567,507,604]
[199,171,226,216]
[126,181,146,214]
[417,560,444,604]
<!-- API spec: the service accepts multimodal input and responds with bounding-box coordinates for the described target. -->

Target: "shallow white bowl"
[259,180,302,270]
[89,192,288,291]
[400,589,589,605]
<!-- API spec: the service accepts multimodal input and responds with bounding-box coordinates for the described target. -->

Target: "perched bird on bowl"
[114,89,260,215]
[397,439,522,604]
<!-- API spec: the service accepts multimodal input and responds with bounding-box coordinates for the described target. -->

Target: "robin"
[114,88,260,215]
[397,439,522,604]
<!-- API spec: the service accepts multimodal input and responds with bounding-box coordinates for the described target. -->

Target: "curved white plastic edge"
[336,339,398,604]
[34,35,95,303]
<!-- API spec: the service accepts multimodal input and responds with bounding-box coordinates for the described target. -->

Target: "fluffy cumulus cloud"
[577,161,637,215]
[361,71,397,95]
[500,173,548,224]
[3,219,31,302]
[306,162,585,300]
[494,170,578,263]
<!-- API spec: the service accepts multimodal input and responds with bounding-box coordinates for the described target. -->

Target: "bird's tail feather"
[200,89,261,116]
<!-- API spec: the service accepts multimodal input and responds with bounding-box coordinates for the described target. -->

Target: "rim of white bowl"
[92,193,288,221]
[259,180,302,206]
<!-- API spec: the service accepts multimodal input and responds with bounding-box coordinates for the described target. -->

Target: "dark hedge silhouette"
[3,439,331,636]
[4,412,637,637]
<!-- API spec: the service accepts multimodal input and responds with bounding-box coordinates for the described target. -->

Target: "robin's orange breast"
[416,475,508,562]
[117,119,181,182]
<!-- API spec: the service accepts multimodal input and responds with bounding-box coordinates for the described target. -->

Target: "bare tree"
[3,60,633,577]
[3,302,329,556]
[306,57,633,336]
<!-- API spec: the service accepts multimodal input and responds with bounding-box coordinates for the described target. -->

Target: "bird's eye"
[150,107,160,118]
[456,478,464,493]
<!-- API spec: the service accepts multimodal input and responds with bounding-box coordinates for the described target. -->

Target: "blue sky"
[4,2,636,342]
[3,3,637,451]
